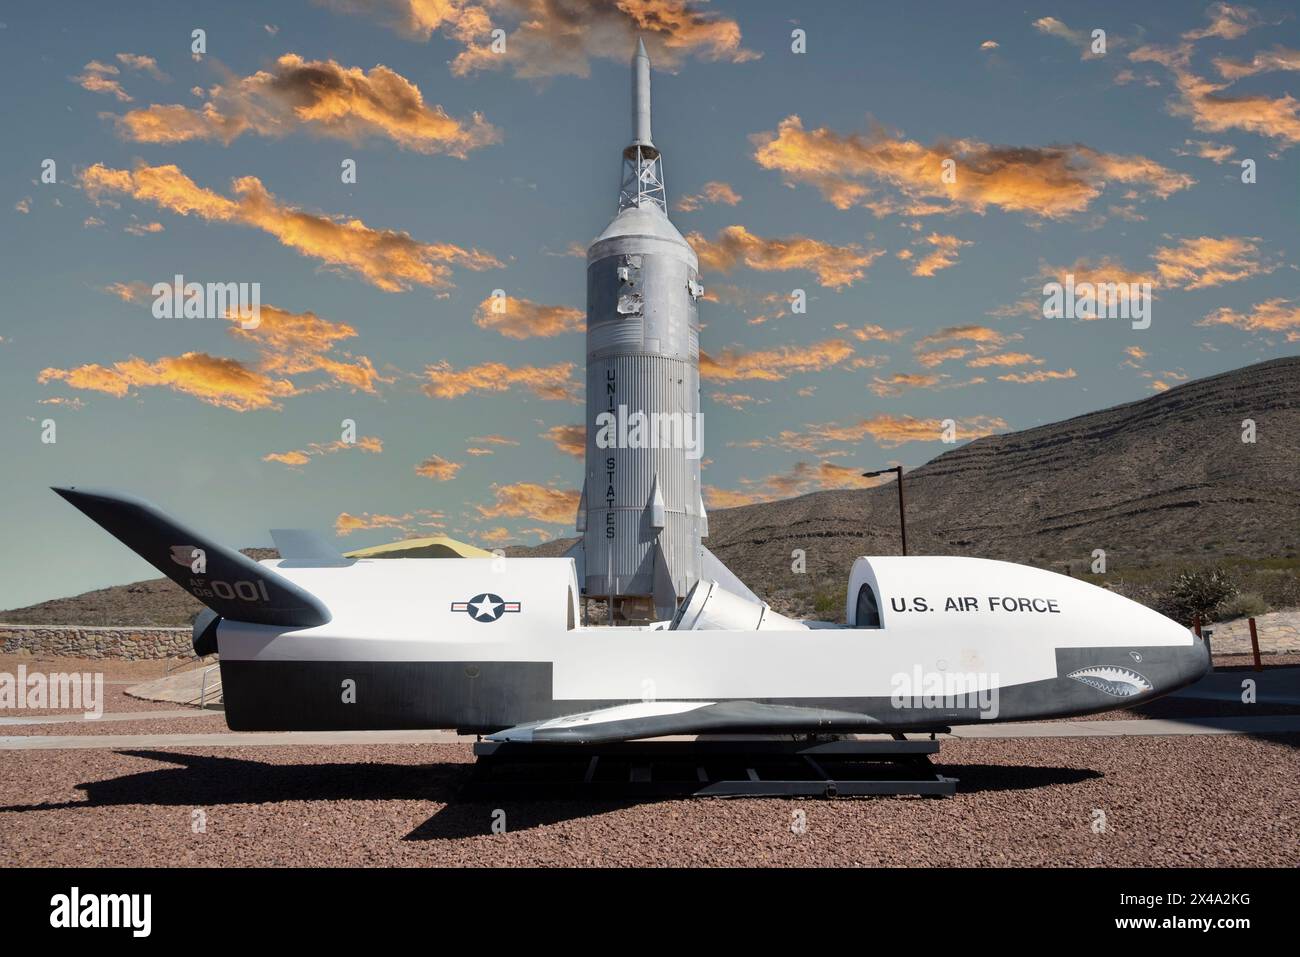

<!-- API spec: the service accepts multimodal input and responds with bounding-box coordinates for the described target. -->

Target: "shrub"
[1159,566,1238,624]
[1216,591,1269,621]
[812,587,843,621]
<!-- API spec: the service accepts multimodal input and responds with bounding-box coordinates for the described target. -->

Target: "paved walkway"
[944,715,1300,738]
[0,729,473,750]
[0,709,217,726]
[1206,609,1300,654]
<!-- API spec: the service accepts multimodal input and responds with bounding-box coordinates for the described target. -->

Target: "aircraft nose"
[1171,624,1212,689]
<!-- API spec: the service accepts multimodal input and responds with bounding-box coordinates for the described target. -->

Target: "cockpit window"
[855,583,882,628]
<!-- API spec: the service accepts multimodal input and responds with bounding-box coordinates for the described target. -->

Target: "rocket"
[573,39,751,622]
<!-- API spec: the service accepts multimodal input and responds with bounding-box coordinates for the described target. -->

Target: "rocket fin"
[697,488,709,538]
[270,528,353,567]
[647,473,666,530]
[575,477,588,533]
[701,546,760,604]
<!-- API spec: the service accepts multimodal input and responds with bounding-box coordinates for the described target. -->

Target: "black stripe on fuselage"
[218,642,1207,734]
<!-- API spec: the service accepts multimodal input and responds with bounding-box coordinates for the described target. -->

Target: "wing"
[488,700,884,744]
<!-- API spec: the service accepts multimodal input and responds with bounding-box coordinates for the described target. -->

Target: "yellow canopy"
[343,535,495,560]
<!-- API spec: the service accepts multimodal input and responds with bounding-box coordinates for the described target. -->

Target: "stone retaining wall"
[0,623,191,660]
[1201,611,1300,655]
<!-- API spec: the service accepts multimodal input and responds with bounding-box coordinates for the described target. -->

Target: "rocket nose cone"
[636,36,648,60]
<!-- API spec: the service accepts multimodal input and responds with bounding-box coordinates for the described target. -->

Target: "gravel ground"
[0,734,1294,867]
[0,653,191,680]
[1,652,1295,867]
[0,653,206,717]
[0,686,208,719]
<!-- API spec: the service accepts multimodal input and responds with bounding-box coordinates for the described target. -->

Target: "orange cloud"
[422,360,579,401]
[1032,16,1119,60]
[334,508,445,536]
[104,281,153,302]
[916,325,1009,348]
[264,450,313,467]
[115,54,499,157]
[689,225,884,289]
[701,339,856,381]
[1131,25,1300,146]
[39,353,296,412]
[755,413,1007,453]
[1122,345,1148,368]
[541,424,585,457]
[915,347,969,369]
[230,305,389,394]
[1152,235,1273,290]
[706,461,891,508]
[869,372,945,397]
[751,115,1193,219]
[116,53,168,81]
[850,323,907,343]
[470,434,520,446]
[1199,298,1300,339]
[1035,257,1158,319]
[709,392,769,411]
[909,327,1019,371]
[473,295,583,339]
[477,482,579,524]
[1214,46,1300,81]
[415,454,462,480]
[80,162,502,291]
[1175,140,1237,163]
[264,436,383,467]
[675,180,743,212]
[997,368,1077,383]
[41,301,386,410]
[967,352,1044,368]
[1183,3,1263,42]
[909,233,971,277]
[319,0,759,78]
[704,284,790,325]
[72,61,131,102]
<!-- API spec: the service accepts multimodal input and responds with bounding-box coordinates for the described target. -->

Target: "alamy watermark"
[890,667,1001,719]
[0,666,103,719]
[152,274,261,328]
[594,404,703,459]
[1043,273,1151,330]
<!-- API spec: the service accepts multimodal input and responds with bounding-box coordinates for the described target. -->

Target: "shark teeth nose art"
[1067,666,1153,697]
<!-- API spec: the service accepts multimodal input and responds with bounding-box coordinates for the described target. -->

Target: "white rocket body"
[576,39,709,620]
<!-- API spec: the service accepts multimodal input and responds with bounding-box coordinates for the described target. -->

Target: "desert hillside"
[4,357,1297,626]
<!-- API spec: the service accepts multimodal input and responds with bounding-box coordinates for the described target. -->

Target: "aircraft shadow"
[0,749,474,813]
[408,764,1101,838]
[0,749,1100,837]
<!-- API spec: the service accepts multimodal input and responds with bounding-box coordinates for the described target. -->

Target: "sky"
[2,0,1299,609]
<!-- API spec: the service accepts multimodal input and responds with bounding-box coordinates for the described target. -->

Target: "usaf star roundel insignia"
[451,593,521,622]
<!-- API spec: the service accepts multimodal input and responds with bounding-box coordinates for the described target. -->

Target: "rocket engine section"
[578,39,706,621]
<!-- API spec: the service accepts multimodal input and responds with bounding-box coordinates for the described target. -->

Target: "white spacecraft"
[52,41,1209,744]
[574,37,719,623]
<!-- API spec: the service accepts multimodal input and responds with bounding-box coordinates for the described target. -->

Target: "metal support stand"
[466,736,957,798]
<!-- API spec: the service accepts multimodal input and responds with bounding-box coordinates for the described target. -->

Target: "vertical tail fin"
[53,487,330,628]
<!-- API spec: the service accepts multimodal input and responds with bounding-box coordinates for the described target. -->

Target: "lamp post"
[862,465,907,556]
